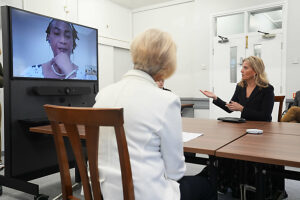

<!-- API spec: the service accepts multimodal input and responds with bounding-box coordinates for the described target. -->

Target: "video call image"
[11,8,98,80]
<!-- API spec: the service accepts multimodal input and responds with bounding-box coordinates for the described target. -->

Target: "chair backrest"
[274,96,285,122]
[44,104,134,200]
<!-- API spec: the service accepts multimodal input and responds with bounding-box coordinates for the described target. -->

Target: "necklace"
[51,64,65,76]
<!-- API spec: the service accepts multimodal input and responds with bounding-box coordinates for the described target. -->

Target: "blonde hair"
[130,29,177,80]
[238,56,269,88]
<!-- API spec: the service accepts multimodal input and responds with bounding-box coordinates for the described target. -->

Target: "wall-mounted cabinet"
[24,0,78,23]
[0,0,23,9]
[2,0,132,48]
[78,0,131,48]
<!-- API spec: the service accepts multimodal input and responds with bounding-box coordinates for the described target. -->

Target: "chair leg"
[243,184,256,200]
[53,183,80,200]
[240,184,244,200]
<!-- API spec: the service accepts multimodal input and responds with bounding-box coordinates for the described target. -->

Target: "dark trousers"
[179,175,217,200]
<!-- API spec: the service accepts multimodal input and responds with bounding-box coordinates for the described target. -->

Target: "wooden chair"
[44,104,134,200]
[274,95,285,122]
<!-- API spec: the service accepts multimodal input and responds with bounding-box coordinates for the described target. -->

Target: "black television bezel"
[8,6,99,82]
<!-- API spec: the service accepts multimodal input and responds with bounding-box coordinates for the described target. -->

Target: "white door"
[247,33,283,95]
[210,36,245,119]
[247,33,284,121]
[211,33,284,121]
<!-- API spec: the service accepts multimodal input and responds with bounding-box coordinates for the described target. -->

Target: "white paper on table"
[182,131,203,142]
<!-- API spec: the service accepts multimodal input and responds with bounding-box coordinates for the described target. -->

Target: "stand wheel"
[34,194,49,200]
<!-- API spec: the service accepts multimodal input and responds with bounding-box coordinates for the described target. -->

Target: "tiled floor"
[0,156,300,199]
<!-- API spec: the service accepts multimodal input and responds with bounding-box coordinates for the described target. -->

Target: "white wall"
[286,0,300,99]
[133,1,207,98]
[113,47,133,82]
[132,0,279,98]
[98,44,114,89]
[24,0,78,22]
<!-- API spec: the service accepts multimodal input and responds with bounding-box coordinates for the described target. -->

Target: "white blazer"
[93,69,186,200]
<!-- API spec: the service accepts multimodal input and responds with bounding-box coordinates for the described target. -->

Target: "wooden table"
[246,121,300,136]
[30,118,250,156]
[182,118,300,199]
[30,118,300,160]
[213,120,300,167]
[182,118,247,155]
[216,133,300,168]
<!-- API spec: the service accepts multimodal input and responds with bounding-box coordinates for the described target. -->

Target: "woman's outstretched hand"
[200,90,217,100]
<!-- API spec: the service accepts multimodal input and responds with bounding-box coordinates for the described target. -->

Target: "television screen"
[10,7,98,81]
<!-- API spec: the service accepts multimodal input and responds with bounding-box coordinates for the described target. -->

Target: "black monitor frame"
[9,6,98,82]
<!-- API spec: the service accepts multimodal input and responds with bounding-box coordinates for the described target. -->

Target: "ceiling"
[109,0,174,9]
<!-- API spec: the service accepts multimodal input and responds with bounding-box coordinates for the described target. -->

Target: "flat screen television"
[10,7,98,81]
[1,6,99,186]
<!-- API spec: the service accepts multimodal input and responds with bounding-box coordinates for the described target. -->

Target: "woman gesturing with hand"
[201,56,274,121]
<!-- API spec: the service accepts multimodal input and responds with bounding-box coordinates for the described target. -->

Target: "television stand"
[0,175,49,199]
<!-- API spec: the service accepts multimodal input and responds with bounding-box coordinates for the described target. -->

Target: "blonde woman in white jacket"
[93,29,216,200]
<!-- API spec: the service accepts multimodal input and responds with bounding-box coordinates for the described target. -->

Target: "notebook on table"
[217,117,246,123]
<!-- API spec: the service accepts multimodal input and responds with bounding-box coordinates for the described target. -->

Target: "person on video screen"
[23,19,96,80]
